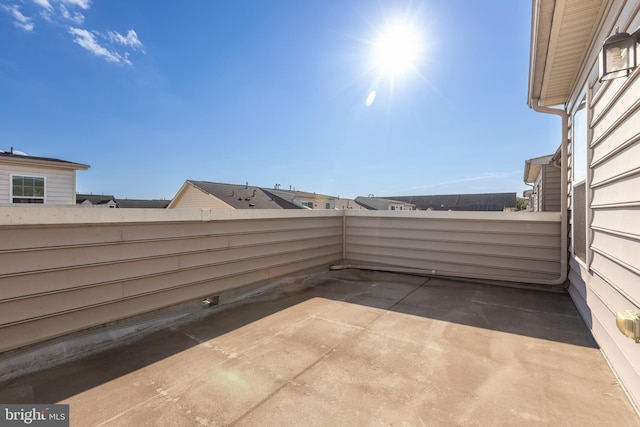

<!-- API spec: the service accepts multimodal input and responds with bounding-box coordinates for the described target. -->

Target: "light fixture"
[599,28,640,81]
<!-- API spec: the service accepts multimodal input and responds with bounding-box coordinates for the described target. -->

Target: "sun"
[372,20,422,79]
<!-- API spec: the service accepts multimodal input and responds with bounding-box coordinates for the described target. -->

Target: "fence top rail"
[345,210,561,222]
[0,207,342,226]
[0,206,561,226]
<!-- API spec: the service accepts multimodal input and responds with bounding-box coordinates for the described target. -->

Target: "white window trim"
[10,174,47,204]
[570,95,590,267]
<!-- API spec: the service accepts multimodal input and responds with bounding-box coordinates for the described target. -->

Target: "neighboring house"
[377,193,517,211]
[523,153,561,211]
[263,188,333,209]
[168,181,298,209]
[0,149,89,205]
[355,196,416,211]
[522,189,533,210]
[77,195,170,208]
[77,194,118,208]
[529,0,640,410]
[332,197,368,210]
[169,180,363,210]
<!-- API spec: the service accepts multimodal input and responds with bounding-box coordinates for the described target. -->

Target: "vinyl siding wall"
[0,209,343,354]
[0,164,76,205]
[0,208,563,358]
[344,210,562,284]
[542,164,562,211]
[566,0,640,410]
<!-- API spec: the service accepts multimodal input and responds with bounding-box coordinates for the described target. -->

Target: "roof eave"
[528,0,608,109]
[1,155,90,171]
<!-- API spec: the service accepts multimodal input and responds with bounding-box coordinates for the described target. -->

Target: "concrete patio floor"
[1,269,638,426]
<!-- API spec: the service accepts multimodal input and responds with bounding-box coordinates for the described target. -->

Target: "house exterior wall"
[169,183,233,209]
[532,174,543,212]
[293,197,334,209]
[564,0,640,410]
[542,164,561,211]
[0,163,77,205]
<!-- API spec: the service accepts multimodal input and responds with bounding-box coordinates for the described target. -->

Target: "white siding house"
[529,0,640,411]
[524,154,562,211]
[0,151,89,205]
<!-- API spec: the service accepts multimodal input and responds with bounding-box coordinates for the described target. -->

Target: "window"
[12,175,45,204]
[301,201,313,209]
[325,202,331,209]
[572,100,588,262]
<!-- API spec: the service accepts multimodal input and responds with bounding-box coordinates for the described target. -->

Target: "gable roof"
[0,151,89,170]
[524,154,554,184]
[188,181,299,209]
[383,193,517,211]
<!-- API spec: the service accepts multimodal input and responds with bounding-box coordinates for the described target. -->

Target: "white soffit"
[534,0,607,107]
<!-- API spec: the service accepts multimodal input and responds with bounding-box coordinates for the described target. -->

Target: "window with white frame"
[300,201,313,209]
[572,100,587,262]
[12,175,46,204]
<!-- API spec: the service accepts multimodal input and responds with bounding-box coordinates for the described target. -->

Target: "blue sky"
[0,0,560,200]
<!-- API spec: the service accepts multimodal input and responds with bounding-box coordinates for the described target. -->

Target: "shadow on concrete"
[0,268,597,405]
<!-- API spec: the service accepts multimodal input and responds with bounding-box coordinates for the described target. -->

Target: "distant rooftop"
[116,198,171,209]
[189,181,299,209]
[386,192,517,211]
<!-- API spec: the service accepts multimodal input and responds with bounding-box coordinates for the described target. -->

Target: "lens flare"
[365,90,377,107]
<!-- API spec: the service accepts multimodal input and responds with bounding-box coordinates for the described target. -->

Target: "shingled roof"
[384,193,517,211]
[0,151,89,170]
[189,181,299,209]
[115,199,171,209]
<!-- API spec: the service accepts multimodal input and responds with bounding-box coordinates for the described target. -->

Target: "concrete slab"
[1,269,638,426]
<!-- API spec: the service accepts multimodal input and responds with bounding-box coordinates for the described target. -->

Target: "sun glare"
[373,21,422,79]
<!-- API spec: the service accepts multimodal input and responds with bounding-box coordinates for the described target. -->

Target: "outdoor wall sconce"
[616,309,640,343]
[599,28,640,81]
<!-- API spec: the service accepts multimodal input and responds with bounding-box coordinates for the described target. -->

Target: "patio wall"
[0,208,343,353]
[345,210,562,284]
[0,208,562,355]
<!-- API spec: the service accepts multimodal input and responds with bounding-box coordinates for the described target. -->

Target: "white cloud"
[1,4,35,31]
[61,0,90,10]
[32,0,53,11]
[107,29,144,51]
[60,4,83,24]
[3,0,145,65]
[68,27,130,64]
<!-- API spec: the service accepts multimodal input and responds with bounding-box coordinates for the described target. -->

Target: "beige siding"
[0,164,75,204]
[533,174,542,212]
[0,208,343,353]
[344,211,561,284]
[0,172,7,202]
[0,208,565,356]
[565,0,640,411]
[542,164,562,211]
[169,183,233,209]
